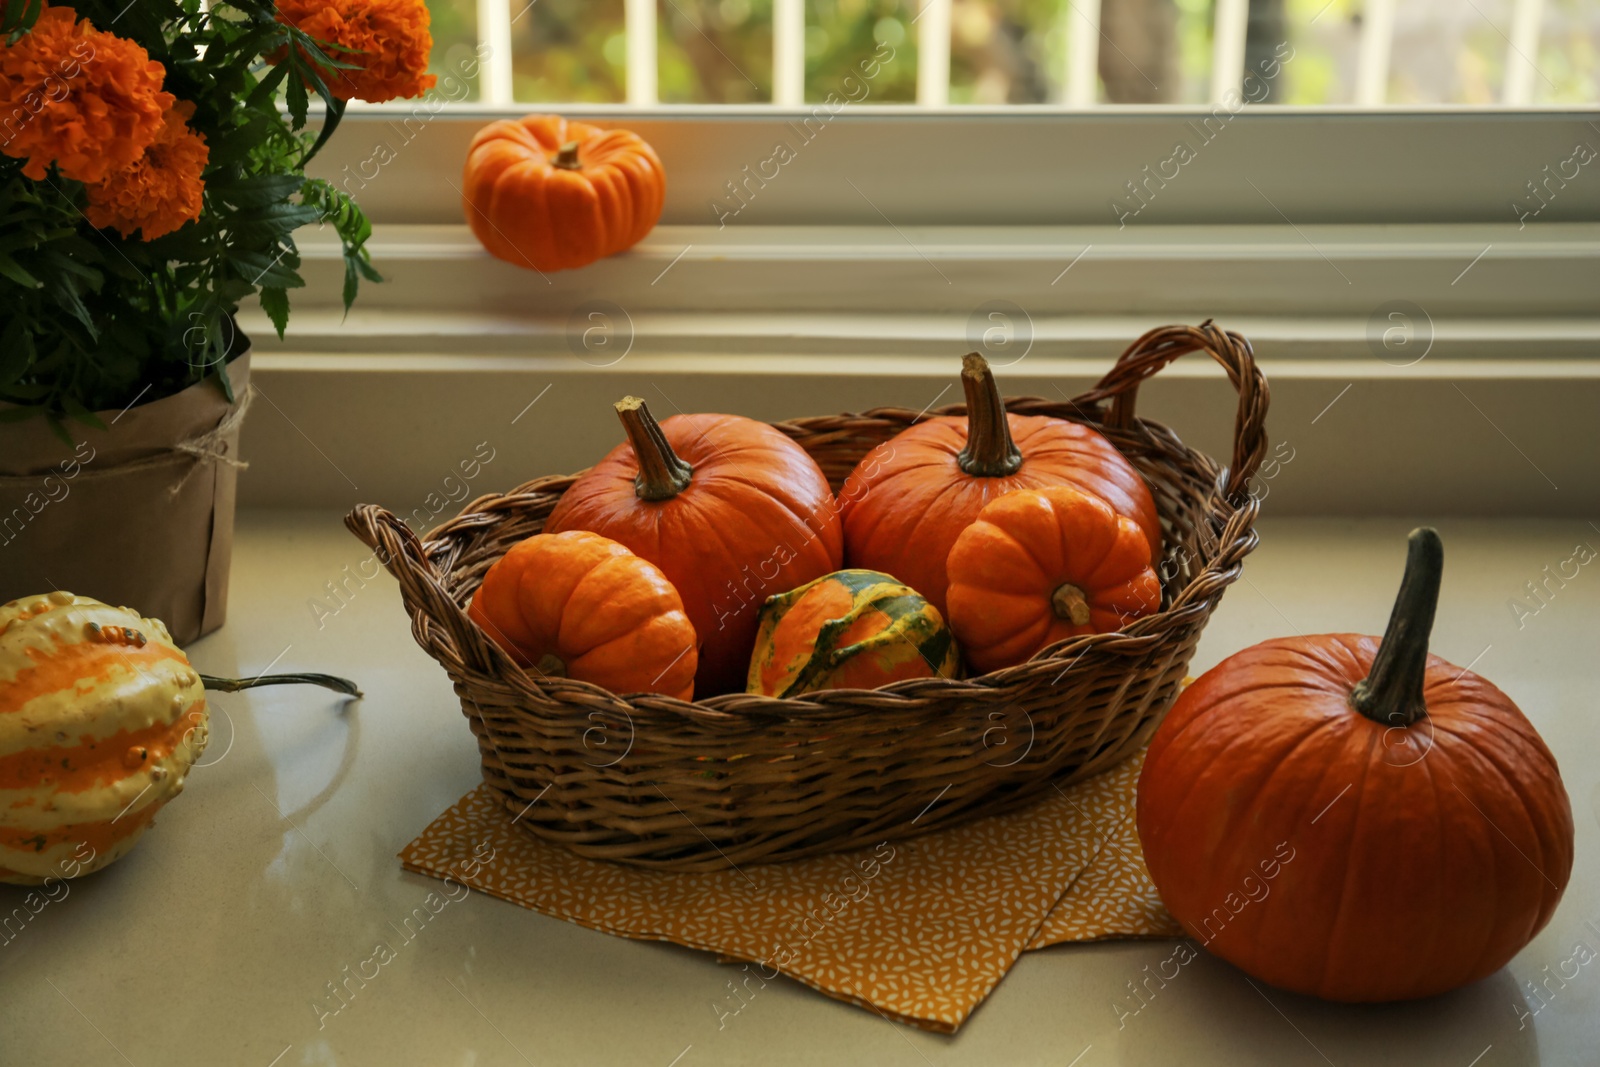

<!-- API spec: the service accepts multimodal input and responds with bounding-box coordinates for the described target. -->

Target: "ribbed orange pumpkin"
[945,486,1161,673]
[468,530,698,700]
[1138,529,1574,1001]
[462,115,665,273]
[838,353,1161,618]
[546,398,843,697]
[0,592,206,884]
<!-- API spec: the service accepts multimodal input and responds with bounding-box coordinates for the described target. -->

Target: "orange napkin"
[1027,756,1184,948]
[400,751,1176,1032]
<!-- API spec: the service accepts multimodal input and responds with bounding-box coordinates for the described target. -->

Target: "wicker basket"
[348,321,1269,871]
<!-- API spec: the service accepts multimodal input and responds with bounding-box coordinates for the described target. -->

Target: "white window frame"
[459,0,1579,110]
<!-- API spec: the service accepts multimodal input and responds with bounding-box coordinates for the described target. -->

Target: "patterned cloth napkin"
[400,750,1177,1033]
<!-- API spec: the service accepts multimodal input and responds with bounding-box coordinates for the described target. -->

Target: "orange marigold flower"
[276,0,438,103]
[0,4,173,183]
[83,101,208,241]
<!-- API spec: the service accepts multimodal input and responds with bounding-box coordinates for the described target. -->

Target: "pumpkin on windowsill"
[0,592,360,885]
[747,570,960,698]
[945,485,1162,674]
[838,353,1162,619]
[467,530,698,701]
[462,114,665,273]
[1137,528,1574,1002]
[546,397,843,697]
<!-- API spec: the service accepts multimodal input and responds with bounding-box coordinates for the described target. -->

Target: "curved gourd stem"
[201,674,363,699]
[616,396,693,501]
[1350,527,1442,728]
[956,353,1023,477]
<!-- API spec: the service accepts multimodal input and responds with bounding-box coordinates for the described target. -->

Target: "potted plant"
[0,0,436,642]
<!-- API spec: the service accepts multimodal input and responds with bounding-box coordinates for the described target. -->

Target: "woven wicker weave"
[347,321,1269,871]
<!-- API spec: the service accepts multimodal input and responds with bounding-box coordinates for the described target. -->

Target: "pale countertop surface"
[3,511,1598,1067]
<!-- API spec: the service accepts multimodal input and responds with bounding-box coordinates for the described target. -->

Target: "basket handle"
[344,504,527,684]
[1073,320,1270,504]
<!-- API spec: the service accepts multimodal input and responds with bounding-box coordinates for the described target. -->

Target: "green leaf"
[285,67,309,130]
[60,394,107,431]
[231,247,304,289]
[245,61,290,111]
[342,254,359,311]
[0,250,39,288]
[208,173,305,210]
[302,96,346,167]
[227,201,324,244]
[46,414,74,448]
[260,286,290,338]
[0,318,34,386]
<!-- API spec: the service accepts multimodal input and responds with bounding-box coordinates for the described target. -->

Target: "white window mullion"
[1064,0,1100,107]
[625,0,659,105]
[916,0,952,107]
[1355,0,1396,106]
[1504,0,1545,105]
[477,0,515,105]
[774,0,805,106]
[1209,0,1248,103]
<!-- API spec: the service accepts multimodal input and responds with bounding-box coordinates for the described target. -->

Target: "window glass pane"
[1273,0,1360,104]
[949,0,1061,103]
[943,0,1214,104]
[426,0,483,100]
[805,0,919,102]
[1388,0,1509,103]
[1167,0,1214,102]
[512,0,628,102]
[658,0,775,103]
[1536,0,1600,102]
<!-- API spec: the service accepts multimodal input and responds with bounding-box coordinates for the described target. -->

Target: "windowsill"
[233,219,1598,517]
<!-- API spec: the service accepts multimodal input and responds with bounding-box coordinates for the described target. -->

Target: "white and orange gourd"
[0,592,206,883]
[0,592,360,885]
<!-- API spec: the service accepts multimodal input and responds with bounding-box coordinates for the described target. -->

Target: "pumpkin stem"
[552,141,583,170]
[534,653,567,678]
[956,352,1023,477]
[1350,527,1443,728]
[200,673,363,699]
[1051,583,1092,626]
[615,396,693,501]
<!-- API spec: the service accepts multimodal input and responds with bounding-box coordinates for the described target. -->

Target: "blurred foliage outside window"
[422,0,1600,104]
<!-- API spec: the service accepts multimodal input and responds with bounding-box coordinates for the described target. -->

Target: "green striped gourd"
[747,570,960,697]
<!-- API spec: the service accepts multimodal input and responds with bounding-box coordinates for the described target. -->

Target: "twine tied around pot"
[0,385,254,498]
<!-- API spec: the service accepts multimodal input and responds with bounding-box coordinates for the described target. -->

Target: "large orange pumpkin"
[945,486,1161,673]
[546,398,843,697]
[468,530,698,700]
[838,353,1161,618]
[1138,528,1574,1002]
[462,115,665,273]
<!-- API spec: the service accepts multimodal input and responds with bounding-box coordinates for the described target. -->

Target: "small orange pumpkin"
[468,530,698,700]
[462,115,665,273]
[838,353,1161,619]
[945,486,1161,673]
[1138,528,1574,1001]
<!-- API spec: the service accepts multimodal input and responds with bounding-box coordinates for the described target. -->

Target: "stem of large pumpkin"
[552,141,583,170]
[616,396,693,501]
[956,352,1023,477]
[201,674,363,698]
[1350,527,1443,728]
